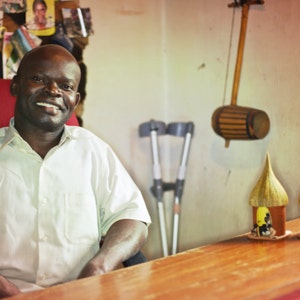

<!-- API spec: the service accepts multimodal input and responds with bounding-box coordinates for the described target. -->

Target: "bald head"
[17,44,81,81]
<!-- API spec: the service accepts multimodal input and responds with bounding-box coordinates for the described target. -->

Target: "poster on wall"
[26,0,55,36]
[2,31,18,79]
[2,0,26,13]
[11,25,41,58]
[61,7,94,38]
[2,26,41,79]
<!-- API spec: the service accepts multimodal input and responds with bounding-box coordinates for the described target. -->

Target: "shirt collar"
[0,118,77,151]
[58,124,77,145]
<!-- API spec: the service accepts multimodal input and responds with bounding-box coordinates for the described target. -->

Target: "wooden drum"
[211,105,270,141]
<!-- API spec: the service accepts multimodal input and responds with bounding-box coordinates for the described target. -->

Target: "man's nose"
[44,82,62,96]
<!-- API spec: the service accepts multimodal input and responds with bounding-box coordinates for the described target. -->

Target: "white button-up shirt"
[0,120,151,290]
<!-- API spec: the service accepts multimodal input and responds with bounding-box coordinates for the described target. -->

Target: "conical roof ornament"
[249,153,288,207]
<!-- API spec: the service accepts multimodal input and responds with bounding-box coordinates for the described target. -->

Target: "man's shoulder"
[64,126,115,160]
[65,126,108,147]
[0,127,8,134]
[0,127,12,149]
[0,127,9,140]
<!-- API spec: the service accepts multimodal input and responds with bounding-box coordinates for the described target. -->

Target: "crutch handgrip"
[186,122,195,135]
[175,179,185,200]
[150,179,164,200]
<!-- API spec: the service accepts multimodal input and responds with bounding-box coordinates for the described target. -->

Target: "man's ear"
[10,76,18,97]
[74,92,81,110]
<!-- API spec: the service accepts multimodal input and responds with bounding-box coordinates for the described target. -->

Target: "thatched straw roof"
[249,153,288,207]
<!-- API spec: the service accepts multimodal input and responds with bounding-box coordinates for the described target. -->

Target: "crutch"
[139,120,169,257]
[167,122,194,255]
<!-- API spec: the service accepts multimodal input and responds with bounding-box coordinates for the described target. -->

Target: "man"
[0,44,151,297]
[27,0,54,30]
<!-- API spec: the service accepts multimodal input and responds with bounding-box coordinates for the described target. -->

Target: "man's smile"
[36,102,61,111]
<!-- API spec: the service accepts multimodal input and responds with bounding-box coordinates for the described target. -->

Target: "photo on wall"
[26,0,55,36]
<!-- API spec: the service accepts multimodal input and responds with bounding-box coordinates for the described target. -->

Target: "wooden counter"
[6,218,300,300]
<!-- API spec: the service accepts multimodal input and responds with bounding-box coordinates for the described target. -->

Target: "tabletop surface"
[6,218,300,300]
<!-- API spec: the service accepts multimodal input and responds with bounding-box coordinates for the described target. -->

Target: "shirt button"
[41,198,48,205]
[40,235,48,242]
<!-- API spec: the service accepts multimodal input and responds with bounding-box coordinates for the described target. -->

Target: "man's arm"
[0,275,21,298]
[78,219,148,278]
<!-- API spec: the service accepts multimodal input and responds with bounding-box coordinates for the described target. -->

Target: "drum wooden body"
[211,105,270,140]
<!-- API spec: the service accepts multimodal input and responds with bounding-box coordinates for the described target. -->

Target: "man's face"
[34,3,47,25]
[12,48,81,131]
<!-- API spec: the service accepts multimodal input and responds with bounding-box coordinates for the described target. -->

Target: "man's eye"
[61,84,74,91]
[32,76,44,83]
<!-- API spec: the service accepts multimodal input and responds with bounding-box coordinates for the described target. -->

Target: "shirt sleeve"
[97,145,151,236]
